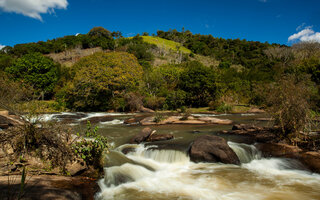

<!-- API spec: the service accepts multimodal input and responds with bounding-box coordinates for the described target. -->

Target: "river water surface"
[41,112,320,200]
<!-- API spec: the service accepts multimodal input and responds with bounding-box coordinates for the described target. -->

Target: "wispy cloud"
[296,23,306,31]
[259,0,267,3]
[0,44,5,50]
[126,32,136,37]
[205,24,210,29]
[0,0,68,21]
[288,26,320,43]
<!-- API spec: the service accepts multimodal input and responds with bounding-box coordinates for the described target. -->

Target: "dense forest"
[1,27,320,115]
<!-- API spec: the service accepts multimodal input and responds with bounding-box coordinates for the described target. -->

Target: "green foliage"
[73,121,109,169]
[153,112,167,123]
[5,53,59,97]
[165,90,187,110]
[180,109,191,120]
[144,96,166,110]
[60,51,143,111]
[216,103,232,113]
[0,53,14,71]
[208,100,220,111]
[178,61,216,107]
[156,29,278,68]
[264,74,315,141]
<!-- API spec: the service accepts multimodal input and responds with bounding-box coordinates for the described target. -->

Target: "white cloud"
[0,0,68,21]
[0,44,5,50]
[259,0,267,2]
[288,26,320,43]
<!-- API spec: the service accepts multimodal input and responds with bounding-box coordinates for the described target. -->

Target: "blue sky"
[0,0,320,48]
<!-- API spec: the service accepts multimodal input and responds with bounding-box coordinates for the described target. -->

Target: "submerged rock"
[189,135,240,165]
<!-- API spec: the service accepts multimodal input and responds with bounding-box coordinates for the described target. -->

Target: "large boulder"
[130,127,174,144]
[130,127,155,144]
[255,143,302,158]
[147,133,173,142]
[299,151,320,174]
[189,135,240,165]
[256,143,320,173]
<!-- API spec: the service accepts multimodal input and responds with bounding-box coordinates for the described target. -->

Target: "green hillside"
[141,36,191,54]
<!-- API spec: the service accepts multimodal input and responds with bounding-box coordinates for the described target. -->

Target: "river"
[40,112,320,200]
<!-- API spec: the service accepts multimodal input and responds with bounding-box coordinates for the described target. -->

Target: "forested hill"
[1,27,319,113]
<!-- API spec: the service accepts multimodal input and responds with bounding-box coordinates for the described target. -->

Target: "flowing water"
[42,112,320,200]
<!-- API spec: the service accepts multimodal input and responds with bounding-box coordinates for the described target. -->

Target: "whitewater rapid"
[97,142,320,200]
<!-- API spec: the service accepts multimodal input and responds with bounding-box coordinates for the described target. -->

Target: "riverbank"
[0,175,98,200]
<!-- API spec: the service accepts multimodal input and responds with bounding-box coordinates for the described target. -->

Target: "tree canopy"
[60,51,143,111]
[5,52,59,97]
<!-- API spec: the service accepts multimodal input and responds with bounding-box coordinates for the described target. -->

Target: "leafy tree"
[0,53,14,71]
[178,61,216,107]
[5,53,59,98]
[60,52,143,111]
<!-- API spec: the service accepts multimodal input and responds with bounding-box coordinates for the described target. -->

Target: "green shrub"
[208,100,220,111]
[5,52,59,98]
[73,121,109,169]
[153,112,167,123]
[144,96,165,110]
[180,109,191,121]
[216,103,232,113]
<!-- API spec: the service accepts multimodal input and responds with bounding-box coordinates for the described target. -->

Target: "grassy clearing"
[141,36,192,54]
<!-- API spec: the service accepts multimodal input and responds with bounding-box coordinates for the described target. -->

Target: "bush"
[153,112,167,123]
[144,96,165,110]
[216,103,232,113]
[265,74,314,142]
[125,92,143,112]
[73,121,109,169]
[208,100,221,111]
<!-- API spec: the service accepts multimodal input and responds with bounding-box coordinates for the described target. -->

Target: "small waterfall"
[128,145,190,164]
[104,163,153,187]
[228,142,261,163]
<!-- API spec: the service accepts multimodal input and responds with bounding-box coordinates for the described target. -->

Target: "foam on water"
[228,141,261,163]
[100,119,124,125]
[97,143,320,200]
[191,113,229,117]
[79,112,133,121]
